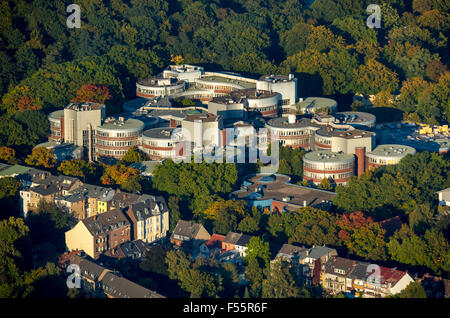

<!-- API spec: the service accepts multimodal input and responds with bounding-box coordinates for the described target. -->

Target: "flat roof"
[130,160,163,175]
[368,144,416,157]
[334,111,376,124]
[258,74,294,82]
[266,117,320,129]
[48,110,64,120]
[184,113,218,123]
[297,97,337,110]
[0,164,31,177]
[199,76,256,89]
[231,173,336,208]
[304,150,354,163]
[137,77,184,87]
[123,98,152,112]
[143,127,177,139]
[99,118,144,130]
[332,129,375,139]
[65,102,104,111]
[230,88,278,100]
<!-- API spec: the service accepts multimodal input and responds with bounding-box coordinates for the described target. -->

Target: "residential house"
[67,254,164,298]
[97,188,116,213]
[106,240,149,260]
[55,184,115,220]
[199,234,226,258]
[21,174,82,217]
[124,196,169,244]
[320,257,356,294]
[273,244,307,277]
[170,220,211,251]
[300,245,338,285]
[100,271,164,298]
[321,256,415,298]
[65,209,131,259]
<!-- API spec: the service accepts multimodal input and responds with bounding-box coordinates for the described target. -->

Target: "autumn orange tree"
[25,147,56,168]
[170,54,184,65]
[101,163,142,192]
[0,146,16,163]
[1,85,43,114]
[337,211,387,261]
[71,84,111,104]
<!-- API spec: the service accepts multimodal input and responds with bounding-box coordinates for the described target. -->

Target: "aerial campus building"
[42,65,448,166]
[303,151,356,185]
[95,117,145,160]
[366,144,416,169]
[230,173,336,212]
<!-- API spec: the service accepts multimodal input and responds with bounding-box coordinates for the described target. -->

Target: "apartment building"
[65,209,131,259]
[170,220,211,251]
[66,254,164,298]
[321,256,415,298]
[124,197,169,244]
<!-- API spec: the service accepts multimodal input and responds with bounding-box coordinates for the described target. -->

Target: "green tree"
[244,236,271,267]
[121,147,147,165]
[262,259,303,298]
[390,281,427,298]
[25,147,56,169]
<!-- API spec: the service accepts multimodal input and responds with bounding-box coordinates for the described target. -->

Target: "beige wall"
[182,119,222,148]
[331,135,375,154]
[65,221,94,258]
[64,108,104,147]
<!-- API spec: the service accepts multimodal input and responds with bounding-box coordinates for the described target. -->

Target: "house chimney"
[303,200,307,207]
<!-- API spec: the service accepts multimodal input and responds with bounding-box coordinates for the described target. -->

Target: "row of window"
[137,87,184,95]
[367,157,398,165]
[96,140,139,147]
[274,130,311,136]
[96,131,141,138]
[304,171,353,180]
[315,137,332,144]
[304,162,354,171]
[196,83,234,91]
[97,149,128,156]
[142,149,174,158]
[143,140,175,147]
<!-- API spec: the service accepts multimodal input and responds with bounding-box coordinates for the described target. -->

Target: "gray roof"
[171,220,206,240]
[223,232,242,245]
[303,150,355,164]
[143,127,177,139]
[367,144,416,158]
[307,245,337,260]
[235,234,252,247]
[322,256,355,276]
[69,254,106,281]
[117,240,149,258]
[266,116,321,129]
[130,160,163,176]
[128,197,168,221]
[99,117,144,131]
[277,244,307,257]
[82,209,130,236]
[100,272,165,298]
[348,261,371,281]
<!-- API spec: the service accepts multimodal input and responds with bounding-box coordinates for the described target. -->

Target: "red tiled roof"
[205,234,226,248]
[378,266,406,285]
